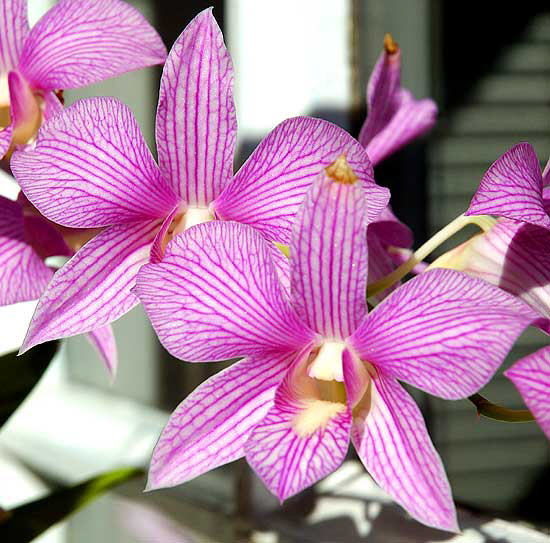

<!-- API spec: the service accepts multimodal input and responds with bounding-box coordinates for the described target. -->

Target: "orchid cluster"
[0,2,548,534]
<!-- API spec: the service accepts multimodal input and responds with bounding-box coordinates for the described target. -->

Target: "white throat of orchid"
[160,205,215,254]
[293,341,348,437]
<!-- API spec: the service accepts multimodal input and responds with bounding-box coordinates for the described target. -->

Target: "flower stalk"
[468,393,535,423]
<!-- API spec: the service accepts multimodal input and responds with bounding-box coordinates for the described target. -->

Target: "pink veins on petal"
[136,156,538,532]
[11,8,388,354]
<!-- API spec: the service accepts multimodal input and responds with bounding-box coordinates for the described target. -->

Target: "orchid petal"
[86,325,118,377]
[351,372,458,532]
[11,97,179,228]
[0,0,29,71]
[245,350,351,501]
[505,347,550,439]
[366,231,400,303]
[369,206,413,248]
[213,117,390,243]
[43,91,64,122]
[18,0,166,91]
[466,143,550,228]
[148,353,291,490]
[0,195,52,305]
[21,220,159,352]
[8,69,41,146]
[136,221,315,363]
[349,268,538,400]
[358,42,437,165]
[156,8,236,206]
[430,219,550,334]
[290,166,369,340]
[23,214,72,259]
[0,125,13,158]
[363,91,437,166]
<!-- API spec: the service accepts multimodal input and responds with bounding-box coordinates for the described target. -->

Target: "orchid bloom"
[466,142,550,228]
[135,157,538,532]
[0,193,116,372]
[505,346,550,439]
[11,8,389,356]
[358,33,437,166]
[0,0,167,157]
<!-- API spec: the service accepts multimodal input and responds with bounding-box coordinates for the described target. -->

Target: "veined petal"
[0,195,52,305]
[18,0,166,91]
[0,125,13,157]
[86,325,117,377]
[430,219,550,334]
[349,268,538,400]
[0,0,29,71]
[245,350,351,501]
[351,372,457,532]
[466,143,550,228]
[8,70,41,146]
[290,161,369,340]
[43,90,64,122]
[363,91,437,166]
[21,220,159,352]
[156,8,236,206]
[505,347,550,439]
[135,221,315,363]
[147,353,291,490]
[359,41,402,147]
[11,97,179,228]
[213,117,390,243]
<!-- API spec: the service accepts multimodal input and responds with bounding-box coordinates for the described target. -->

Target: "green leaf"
[0,341,60,428]
[0,467,144,542]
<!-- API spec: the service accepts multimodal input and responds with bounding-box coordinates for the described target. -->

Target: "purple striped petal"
[0,0,29,71]
[135,221,315,363]
[20,220,159,353]
[86,325,118,377]
[363,91,437,166]
[245,350,351,501]
[43,91,64,122]
[290,161,369,340]
[369,206,413,248]
[430,219,550,334]
[505,347,550,439]
[213,117,390,244]
[351,372,457,532]
[156,8,236,206]
[11,97,179,228]
[349,268,538,400]
[8,69,41,146]
[466,143,550,228]
[0,195,52,305]
[359,39,437,165]
[0,125,13,157]
[147,353,291,490]
[18,0,166,91]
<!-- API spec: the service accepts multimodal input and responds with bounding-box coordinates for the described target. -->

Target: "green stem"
[468,393,534,423]
[367,214,495,297]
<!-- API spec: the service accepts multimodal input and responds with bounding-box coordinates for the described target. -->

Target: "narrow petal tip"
[384,33,399,55]
[325,154,358,185]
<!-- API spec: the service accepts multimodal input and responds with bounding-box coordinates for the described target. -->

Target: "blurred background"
[0,0,549,541]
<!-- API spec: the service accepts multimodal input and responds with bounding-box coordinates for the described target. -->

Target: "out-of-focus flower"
[136,157,537,532]
[0,0,167,157]
[11,8,389,357]
[466,142,550,227]
[0,193,116,372]
[358,34,437,166]
[505,346,550,439]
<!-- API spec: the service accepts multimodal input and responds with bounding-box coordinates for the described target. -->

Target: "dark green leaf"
[0,467,144,542]
[0,341,59,428]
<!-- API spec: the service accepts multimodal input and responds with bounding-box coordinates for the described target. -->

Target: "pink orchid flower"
[135,158,538,532]
[505,346,550,439]
[0,192,116,372]
[359,33,438,167]
[0,0,167,157]
[11,8,389,356]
